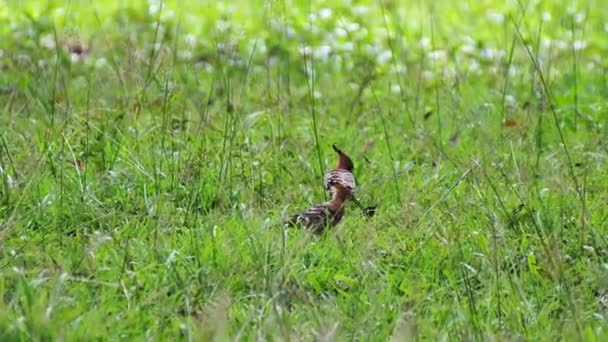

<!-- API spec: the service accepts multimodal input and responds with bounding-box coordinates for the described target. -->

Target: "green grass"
[1,0,607,340]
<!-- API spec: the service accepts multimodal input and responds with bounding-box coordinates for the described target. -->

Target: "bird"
[324,144,356,194]
[324,144,377,218]
[284,183,350,234]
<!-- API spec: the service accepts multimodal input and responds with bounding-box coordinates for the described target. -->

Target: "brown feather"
[325,145,356,192]
[284,184,349,234]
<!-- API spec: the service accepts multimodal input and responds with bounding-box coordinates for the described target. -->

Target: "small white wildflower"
[149,3,160,15]
[376,27,390,37]
[342,42,354,51]
[566,6,576,15]
[318,8,333,20]
[553,39,569,51]
[54,7,65,17]
[256,41,267,54]
[469,59,480,73]
[505,94,516,106]
[314,45,331,59]
[460,44,475,54]
[573,40,587,51]
[285,26,296,38]
[463,35,476,45]
[177,50,193,60]
[40,34,55,49]
[377,50,392,64]
[335,27,347,38]
[421,70,435,81]
[583,245,595,253]
[184,34,196,48]
[352,5,370,15]
[346,22,360,32]
[163,10,175,20]
[365,43,380,54]
[574,12,585,23]
[391,84,402,94]
[481,48,503,60]
[166,250,178,266]
[486,10,504,24]
[420,37,430,49]
[217,20,230,32]
[541,12,552,22]
[299,45,312,56]
[427,49,447,63]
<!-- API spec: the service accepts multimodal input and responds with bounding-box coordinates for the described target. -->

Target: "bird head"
[332,144,355,171]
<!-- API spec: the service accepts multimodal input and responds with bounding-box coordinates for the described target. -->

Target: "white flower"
[427,50,447,63]
[377,50,392,64]
[342,42,354,51]
[420,37,430,49]
[319,8,333,19]
[553,39,569,50]
[469,59,480,73]
[40,34,55,49]
[346,22,360,32]
[486,10,504,24]
[314,45,332,59]
[300,45,312,56]
[460,44,475,54]
[352,5,370,15]
[573,40,587,51]
[481,48,504,60]
[184,34,196,48]
[335,27,347,38]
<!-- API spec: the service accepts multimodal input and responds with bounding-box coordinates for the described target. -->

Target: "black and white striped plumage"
[324,169,355,194]
[324,144,377,218]
[324,144,356,194]
[284,184,349,234]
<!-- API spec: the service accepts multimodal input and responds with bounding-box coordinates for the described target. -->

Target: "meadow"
[0,0,607,340]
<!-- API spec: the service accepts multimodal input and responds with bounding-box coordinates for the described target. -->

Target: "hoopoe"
[324,144,356,194]
[324,144,376,217]
[284,183,350,234]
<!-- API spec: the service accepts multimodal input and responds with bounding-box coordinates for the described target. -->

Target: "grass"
[1,0,607,340]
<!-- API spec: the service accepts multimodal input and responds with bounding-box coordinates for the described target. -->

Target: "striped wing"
[284,204,344,234]
[324,169,356,193]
